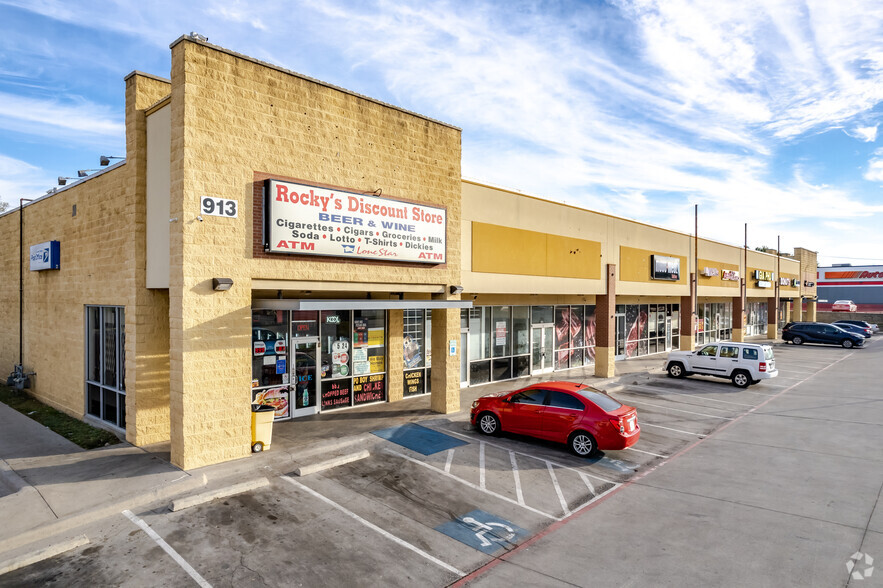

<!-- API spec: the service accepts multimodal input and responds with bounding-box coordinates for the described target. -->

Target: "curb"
[171,477,270,512]
[0,472,207,559]
[295,449,371,476]
[0,534,89,576]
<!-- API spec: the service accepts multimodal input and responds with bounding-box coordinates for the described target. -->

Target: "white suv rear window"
[742,348,758,360]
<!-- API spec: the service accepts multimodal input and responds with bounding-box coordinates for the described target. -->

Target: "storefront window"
[251,309,291,420]
[86,306,126,429]
[618,304,679,358]
[403,309,428,397]
[492,306,512,358]
[531,306,553,324]
[321,311,351,379]
[513,306,530,355]
[468,307,491,361]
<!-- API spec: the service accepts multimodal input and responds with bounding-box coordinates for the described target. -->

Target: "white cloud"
[0,154,54,205]
[0,92,123,140]
[865,149,883,182]
[847,125,879,142]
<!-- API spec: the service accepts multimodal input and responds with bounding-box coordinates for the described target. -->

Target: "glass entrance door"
[665,317,672,351]
[531,325,554,374]
[291,339,319,417]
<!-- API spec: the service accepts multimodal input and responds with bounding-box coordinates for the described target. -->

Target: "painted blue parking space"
[435,509,529,554]
[371,423,469,455]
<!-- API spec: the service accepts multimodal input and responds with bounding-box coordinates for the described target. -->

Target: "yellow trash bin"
[251,404,275,453]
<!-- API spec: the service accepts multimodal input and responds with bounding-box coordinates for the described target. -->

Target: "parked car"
[831,300,858,312]
[834,319,879,334]
[782,322,864,348]
[470,381,639,457]
[832,322,872,338]
[665,342,777,388]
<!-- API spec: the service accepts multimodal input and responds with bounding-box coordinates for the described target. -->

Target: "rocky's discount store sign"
[265,179,446,264]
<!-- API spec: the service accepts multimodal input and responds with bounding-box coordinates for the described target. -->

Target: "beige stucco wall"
[146,103,171,289]
[165,38,462,469]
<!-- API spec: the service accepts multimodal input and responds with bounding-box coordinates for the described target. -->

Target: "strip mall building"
[0,36,819,470]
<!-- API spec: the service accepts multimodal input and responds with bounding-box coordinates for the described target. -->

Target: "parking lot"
[3,338,878,587]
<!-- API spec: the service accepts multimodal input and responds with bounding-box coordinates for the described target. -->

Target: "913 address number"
[201,197,238,218]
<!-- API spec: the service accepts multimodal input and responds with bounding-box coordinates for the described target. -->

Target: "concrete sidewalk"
[0,343,767,565]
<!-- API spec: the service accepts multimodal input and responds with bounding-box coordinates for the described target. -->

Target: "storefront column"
[792,298,804,322]
[430,299,460,413]
[766,297,778,339]
[784,301,792,324]
[731,296,744,342]
[387,310,404,403]
[806,299,817,321]
[680,295,695,350]
[594,264,616,378]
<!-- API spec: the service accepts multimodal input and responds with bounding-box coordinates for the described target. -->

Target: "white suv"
[665,342,778,388]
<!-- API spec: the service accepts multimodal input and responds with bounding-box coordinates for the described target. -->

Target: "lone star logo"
[341,244,355,254]
[846,552,874,580]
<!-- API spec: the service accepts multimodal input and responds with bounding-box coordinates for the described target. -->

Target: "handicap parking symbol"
[435,509,529,554]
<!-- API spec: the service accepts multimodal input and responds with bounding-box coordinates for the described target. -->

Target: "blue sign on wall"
[29,241,60,271]
[276,358,286,374]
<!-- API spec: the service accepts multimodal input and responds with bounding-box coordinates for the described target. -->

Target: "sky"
[1,0,882,266]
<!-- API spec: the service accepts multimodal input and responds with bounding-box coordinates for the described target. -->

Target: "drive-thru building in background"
[0,36,818,470]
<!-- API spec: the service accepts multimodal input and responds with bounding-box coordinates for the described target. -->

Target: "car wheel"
[792,336,804,345]
[477,412,501,436]
[842,339,854,349]
[251,442,264,453]
[731,370,750,388]
[568,431,597,457]
[667,362,685,378]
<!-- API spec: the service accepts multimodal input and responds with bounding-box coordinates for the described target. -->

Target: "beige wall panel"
[146,105,171,289]
[471,222,601,280]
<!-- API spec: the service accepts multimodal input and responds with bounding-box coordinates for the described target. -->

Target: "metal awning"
[252,299,473,310]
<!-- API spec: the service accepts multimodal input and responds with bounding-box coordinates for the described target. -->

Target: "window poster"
[403,334,422,368]
[403,369,424,397]
[321,379,352,410]
[354,317,368,346]
[353,374,385,405]
[252,386,290,419]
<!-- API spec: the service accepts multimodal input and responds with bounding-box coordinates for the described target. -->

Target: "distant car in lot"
[470,381,639,457]
[831,300,858,312]
[832,322,872,338]
[782,322,864,348]
[833,319,879,334]
[665,342,777,388]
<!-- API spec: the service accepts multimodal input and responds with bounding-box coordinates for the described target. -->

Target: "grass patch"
[0,385,121,450]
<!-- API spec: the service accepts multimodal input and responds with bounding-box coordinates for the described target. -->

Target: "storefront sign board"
[266,179,446,264]
[29,240,60,271]
[404,369,425,397]
[721,270,740,281]
[650,255,680,280]
[321,380,352,409]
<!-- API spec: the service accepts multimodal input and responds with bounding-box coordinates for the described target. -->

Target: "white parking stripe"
[624,385,756,407]
[383,448,560,521]
[578,472,596,495]
[640,422,705,437]
[442,428,617,484]
[627,399,735,420]
[509,451,525,506]
[626,446,669,458]
[122,510,212,588]
[444,449,454,474]
[547,463,571,517]
[282,476,465,577]
[479,442,486,490]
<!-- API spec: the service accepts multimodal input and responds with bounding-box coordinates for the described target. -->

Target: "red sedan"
[470,381,639,457]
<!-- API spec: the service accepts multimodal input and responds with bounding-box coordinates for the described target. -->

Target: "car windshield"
[576,388,622,412]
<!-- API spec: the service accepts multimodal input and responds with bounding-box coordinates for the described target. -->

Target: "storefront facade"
[0,35,816,469]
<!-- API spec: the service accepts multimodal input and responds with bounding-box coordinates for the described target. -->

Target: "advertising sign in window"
[354,374,385,405]
[321,379,352,410]
[265,179,446,264]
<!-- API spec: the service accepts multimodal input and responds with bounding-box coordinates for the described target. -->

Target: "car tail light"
[759,362,767,372]
[610,417,624,433]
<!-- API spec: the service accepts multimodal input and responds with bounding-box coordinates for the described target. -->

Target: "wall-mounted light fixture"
[212,277,234,291]
[58,177,77,186]
[77,169,99,178]
[449,285,464,295]
[99,156,124,166]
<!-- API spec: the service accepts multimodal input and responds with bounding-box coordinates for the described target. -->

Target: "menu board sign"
[403,369,424,397]
[265,179,446,264]
[354,374,385,405]
[321,380,352,410]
